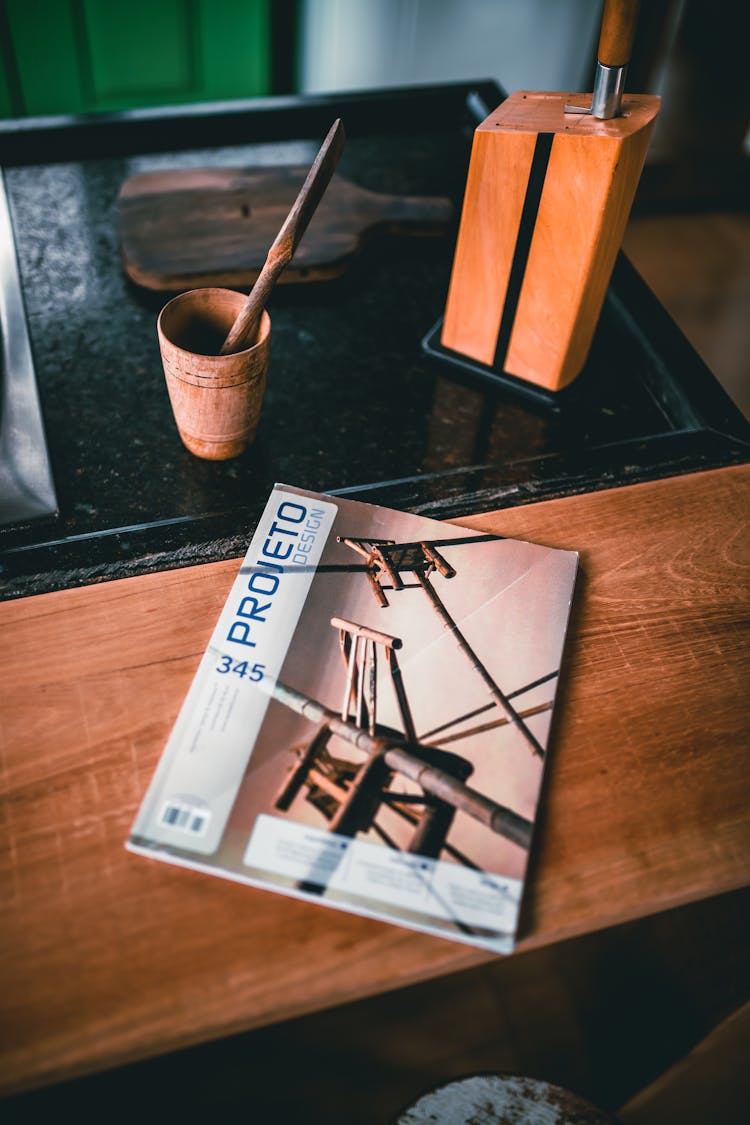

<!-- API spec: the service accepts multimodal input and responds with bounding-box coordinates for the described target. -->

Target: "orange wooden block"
[441,91,660,392]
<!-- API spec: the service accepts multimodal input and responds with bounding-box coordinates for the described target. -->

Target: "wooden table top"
[2,464,749,1096]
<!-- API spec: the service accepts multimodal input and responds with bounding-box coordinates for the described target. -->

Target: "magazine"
[127,484,578,953]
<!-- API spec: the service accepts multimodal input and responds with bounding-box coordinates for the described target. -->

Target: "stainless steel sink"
[0,169,57,526]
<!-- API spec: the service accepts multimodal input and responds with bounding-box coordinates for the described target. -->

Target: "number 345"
[215,657,266,681]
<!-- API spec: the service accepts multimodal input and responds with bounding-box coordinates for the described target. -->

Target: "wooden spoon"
[219,118,345,355]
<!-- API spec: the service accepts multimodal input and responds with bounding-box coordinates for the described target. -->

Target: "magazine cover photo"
[128,485,578,953]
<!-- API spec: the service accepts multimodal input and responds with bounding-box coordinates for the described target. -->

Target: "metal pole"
[414,570,546,760]
[272,681,533,850]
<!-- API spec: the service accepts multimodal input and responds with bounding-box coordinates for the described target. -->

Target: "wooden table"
[2,464,748,1096]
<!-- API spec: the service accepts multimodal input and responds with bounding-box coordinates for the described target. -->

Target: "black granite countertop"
[1,82,748,600]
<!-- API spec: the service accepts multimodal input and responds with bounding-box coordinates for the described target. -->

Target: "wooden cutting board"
[118,166,454,292]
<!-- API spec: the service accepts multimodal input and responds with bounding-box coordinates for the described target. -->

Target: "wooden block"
[441,91,660,391]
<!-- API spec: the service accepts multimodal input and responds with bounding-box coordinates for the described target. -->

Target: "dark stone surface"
[1,85,748,600]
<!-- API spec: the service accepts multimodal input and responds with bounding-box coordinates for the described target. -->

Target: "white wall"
[298,0,603,97]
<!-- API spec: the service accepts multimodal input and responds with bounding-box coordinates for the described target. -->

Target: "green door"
[0,0,271,118]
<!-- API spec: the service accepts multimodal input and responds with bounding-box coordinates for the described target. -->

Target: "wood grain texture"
[440,92,660,390]
[158,291,270,460]
[506,96,658,388]
[118,167,453,293]
[596,0,641,67]
[1,465,748,1095]
[219,118,344,354]
[440,126,536,364]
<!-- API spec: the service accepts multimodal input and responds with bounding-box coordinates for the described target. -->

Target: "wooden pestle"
[219,118,345,355]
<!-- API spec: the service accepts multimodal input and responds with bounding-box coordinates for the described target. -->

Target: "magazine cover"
[127,484,578,953]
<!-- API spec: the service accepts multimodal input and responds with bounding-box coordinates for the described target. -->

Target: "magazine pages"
[127,484,578,953]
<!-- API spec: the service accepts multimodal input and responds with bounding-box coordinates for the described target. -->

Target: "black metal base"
[421,317,578,411]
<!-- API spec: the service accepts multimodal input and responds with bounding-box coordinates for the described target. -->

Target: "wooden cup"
[157,287,271,460]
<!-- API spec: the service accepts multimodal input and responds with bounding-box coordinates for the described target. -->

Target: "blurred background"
[2,0,748,176]
[4,0,611,117]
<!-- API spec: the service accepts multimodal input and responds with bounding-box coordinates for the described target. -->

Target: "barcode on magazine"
[159,798,211,837]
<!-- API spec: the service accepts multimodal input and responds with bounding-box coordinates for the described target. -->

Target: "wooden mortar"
[157,287,271,460]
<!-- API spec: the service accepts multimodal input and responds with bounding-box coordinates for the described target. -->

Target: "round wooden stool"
[394,1073,619,1124]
